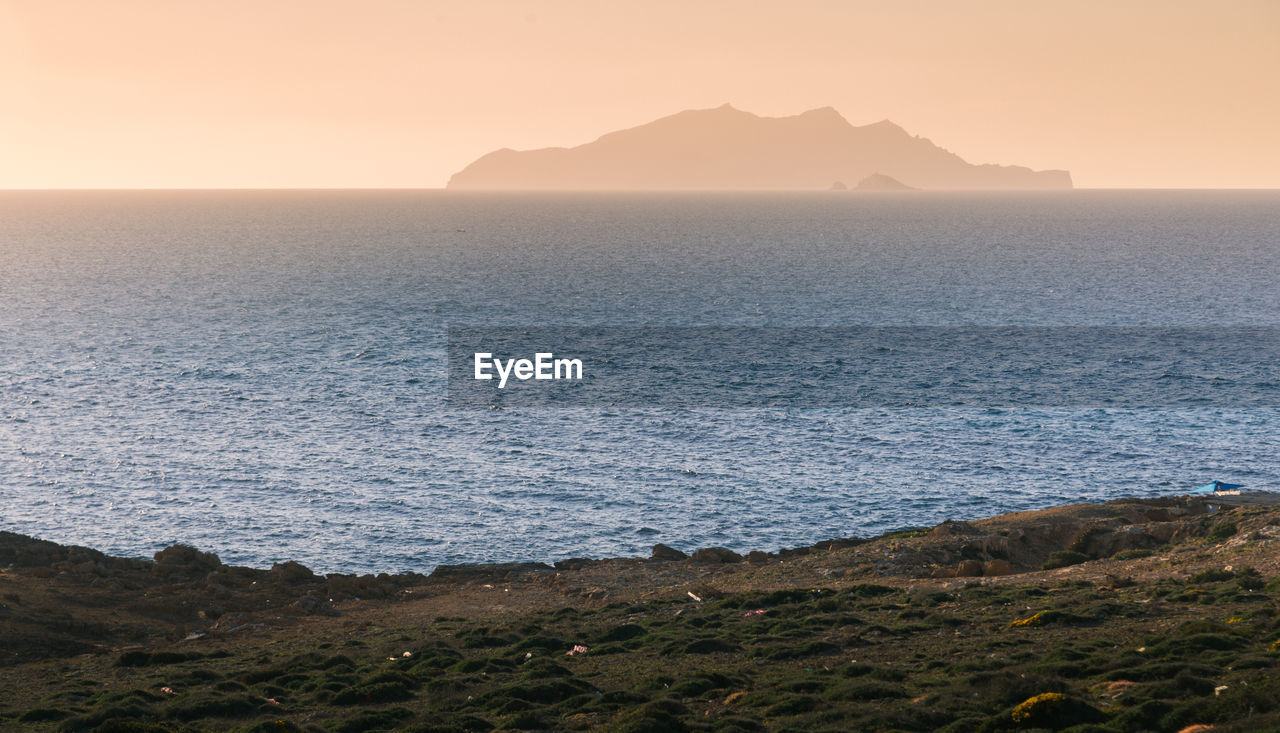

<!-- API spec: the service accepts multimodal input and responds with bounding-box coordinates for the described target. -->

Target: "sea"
[1,190,1278,573]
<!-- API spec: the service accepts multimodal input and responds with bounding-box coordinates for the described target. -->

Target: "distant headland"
[447,104,1072,191]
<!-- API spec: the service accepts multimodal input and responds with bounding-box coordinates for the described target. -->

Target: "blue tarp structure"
[1191,481,1245,494]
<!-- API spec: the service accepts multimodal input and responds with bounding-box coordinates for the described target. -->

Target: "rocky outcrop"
[690,547,745,564]
[426,562,554,583]
[650,543,688,561]
[913,497,1221,577]
[153,544,222,577]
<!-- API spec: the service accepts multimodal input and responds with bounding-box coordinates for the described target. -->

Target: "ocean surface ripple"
[1,190,1277,572]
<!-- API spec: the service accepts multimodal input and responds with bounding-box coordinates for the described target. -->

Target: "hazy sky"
[2,0,1277,188]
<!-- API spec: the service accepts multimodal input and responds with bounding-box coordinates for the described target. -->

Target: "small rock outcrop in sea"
[855,173,916,191]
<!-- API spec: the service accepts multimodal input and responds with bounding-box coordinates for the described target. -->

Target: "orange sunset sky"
[1,0,1277,189]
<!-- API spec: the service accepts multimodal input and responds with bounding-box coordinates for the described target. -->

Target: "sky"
[2,0,1278,189]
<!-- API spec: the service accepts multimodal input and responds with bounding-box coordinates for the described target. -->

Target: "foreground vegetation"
[7,565,1280,732]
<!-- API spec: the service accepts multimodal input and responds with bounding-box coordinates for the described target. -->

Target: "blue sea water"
[1,190,1278,573]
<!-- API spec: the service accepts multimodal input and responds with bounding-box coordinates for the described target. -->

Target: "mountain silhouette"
[447,105,1071,190]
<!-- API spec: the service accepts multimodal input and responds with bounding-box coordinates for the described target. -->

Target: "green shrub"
[1189,568,1234,584]
[1208,521,1238,541]
[1009,692,1105,728]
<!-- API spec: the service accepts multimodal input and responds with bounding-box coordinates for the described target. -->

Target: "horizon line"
[3,186,1280,193]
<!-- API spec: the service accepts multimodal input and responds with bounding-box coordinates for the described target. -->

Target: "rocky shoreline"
[4,493,1280,731]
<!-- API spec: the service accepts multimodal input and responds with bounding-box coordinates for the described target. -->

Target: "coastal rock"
[426,562,554,583]
[324,572,426,600]
[955,560,985,577]
[931,520,980,537]
[983,559,1015,576]
[152,544,222,577]
[812,538,866,552]
[269,561,317,583]
[1145,521,1187,544]
[690,547,745,564]
[777,546,812,558]
[746,550,770,564]
[966,534,1013,558]
[1,531,113,569]
[326,573,384,600]
[1072,525,1161,558]
[650,544,688,561]
[554,558,599,571]
[998,521,1089,567]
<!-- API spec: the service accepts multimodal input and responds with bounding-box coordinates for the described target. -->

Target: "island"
[447,104,1072,191]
